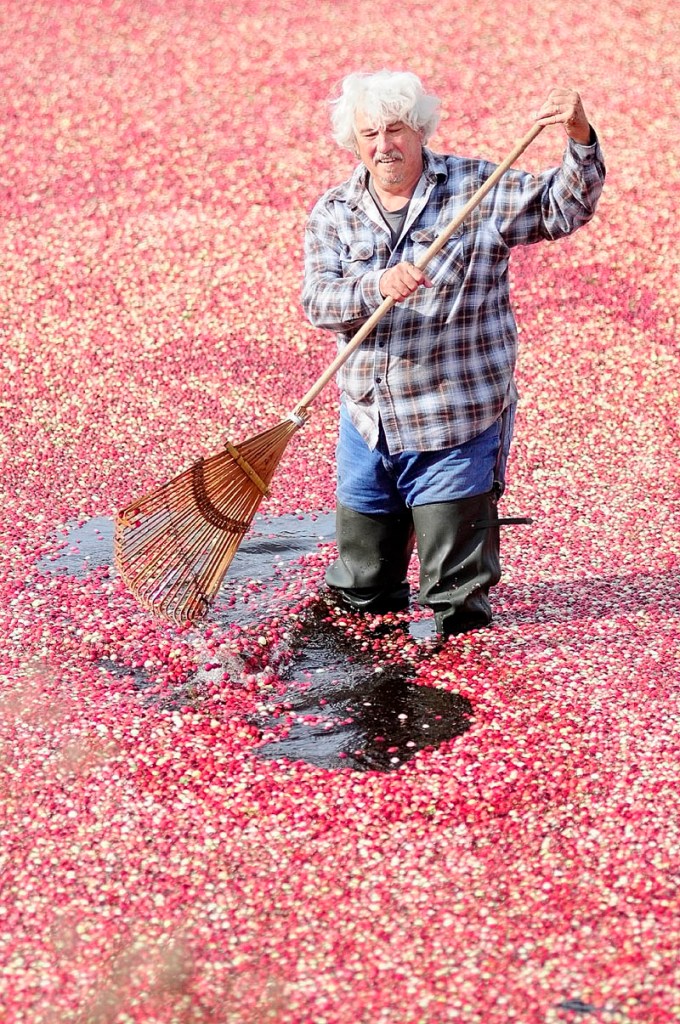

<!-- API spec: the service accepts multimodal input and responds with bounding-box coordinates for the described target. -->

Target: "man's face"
[354,110,424,192]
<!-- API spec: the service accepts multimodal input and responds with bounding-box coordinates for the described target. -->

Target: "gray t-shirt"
[367,177,411,248]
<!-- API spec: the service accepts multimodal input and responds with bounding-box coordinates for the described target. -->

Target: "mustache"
[375,152,403,163]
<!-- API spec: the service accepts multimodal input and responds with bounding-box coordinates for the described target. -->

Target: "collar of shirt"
[343,147,448,211]
[348,149,449,247]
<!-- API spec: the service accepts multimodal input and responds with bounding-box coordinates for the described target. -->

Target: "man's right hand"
[379,262,433,302]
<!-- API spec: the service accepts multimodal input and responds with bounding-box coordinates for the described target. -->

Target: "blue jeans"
[336,404,515,514]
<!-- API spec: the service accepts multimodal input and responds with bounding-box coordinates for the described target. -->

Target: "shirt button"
[375,376,382,384]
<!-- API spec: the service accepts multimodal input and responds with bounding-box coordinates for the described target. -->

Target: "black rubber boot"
[325,503,416,613]
[412,491,502,636]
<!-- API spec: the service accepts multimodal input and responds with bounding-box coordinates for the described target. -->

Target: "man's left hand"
[535,88,592,144]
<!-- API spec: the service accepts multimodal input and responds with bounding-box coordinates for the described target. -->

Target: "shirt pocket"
[340,238,376,277]
[410,225,465,282]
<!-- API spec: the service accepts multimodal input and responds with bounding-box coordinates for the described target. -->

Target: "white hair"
[330,70,441,152]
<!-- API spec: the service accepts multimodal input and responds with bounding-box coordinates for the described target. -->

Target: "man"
[301,70,605,638]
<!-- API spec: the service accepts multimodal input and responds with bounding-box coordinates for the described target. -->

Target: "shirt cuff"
[568,126,600,159]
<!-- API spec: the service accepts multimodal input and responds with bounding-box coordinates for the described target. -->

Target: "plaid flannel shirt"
[302,136,605,453]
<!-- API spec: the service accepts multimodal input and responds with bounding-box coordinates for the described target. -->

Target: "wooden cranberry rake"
[115,123,543,624]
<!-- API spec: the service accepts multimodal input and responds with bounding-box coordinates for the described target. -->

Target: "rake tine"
[115,417,301,622]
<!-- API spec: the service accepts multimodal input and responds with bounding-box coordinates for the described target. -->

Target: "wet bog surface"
[41,512,337,588]
[40,513,470,771]
[250,605,472,771]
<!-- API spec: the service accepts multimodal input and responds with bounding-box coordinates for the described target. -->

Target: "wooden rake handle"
[292,121,543,418]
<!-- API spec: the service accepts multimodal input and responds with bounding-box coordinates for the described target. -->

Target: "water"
[41,516,114,576]
[250,603,472,771]
[40,512,336,584]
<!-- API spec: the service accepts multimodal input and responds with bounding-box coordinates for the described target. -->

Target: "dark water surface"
[40,513,471,771]
[250,604,472,771]
[40,512,337,585]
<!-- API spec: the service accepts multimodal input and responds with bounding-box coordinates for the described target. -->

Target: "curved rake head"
[114,417,302,624]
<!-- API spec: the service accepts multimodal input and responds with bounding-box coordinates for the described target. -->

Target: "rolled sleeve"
[359,270,384,311]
